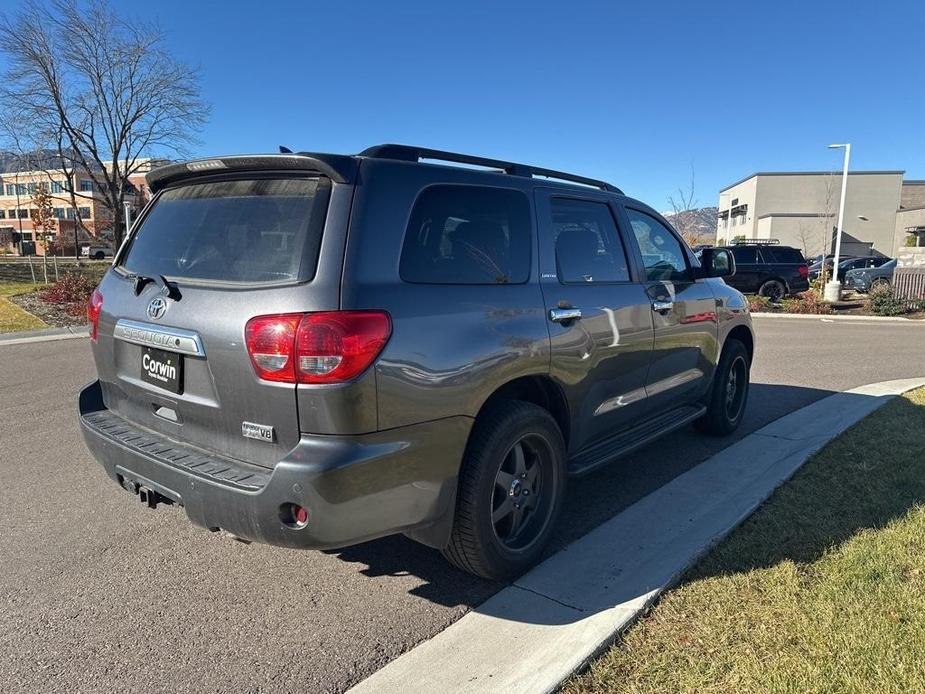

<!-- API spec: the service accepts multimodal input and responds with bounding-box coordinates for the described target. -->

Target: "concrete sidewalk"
[348,377,925,694]
[751,311,924,323]
[0,325,89,346]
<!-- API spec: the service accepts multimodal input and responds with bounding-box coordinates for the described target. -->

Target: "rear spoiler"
[146,153,358,192]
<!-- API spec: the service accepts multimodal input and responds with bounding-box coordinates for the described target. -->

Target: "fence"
[893,267,925,310]
[0,258,109,284]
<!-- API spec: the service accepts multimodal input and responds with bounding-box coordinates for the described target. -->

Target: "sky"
[5,0,925,208]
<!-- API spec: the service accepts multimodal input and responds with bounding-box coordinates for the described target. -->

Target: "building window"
[0,210,5,219]
[16,184,27,196]
[79,206,92,219]
[18,209,29,219]
[53,207,65,219]
[21,232,33,241]
[66,208,76,220]
[51,181,64,193]
[79,179,94,192]
[27,183,37,194]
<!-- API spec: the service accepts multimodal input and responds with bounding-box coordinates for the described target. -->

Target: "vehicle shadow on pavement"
[328,382,839,614]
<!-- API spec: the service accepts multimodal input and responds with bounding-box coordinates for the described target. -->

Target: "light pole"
[824,142,851,302]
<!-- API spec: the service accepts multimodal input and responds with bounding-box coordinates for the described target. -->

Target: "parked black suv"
[715,242,809,300]
[79,145,754,579]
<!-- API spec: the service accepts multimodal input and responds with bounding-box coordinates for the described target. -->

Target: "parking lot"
[1,315,923,693]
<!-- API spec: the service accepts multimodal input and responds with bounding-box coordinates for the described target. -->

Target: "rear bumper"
[789,277,810,294]
[79,380,470,550]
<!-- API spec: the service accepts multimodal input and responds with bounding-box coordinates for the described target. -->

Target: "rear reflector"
[245,311,391,384]
[88,288,104,341]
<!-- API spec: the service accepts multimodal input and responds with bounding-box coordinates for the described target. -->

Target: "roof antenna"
[279,145,292,153]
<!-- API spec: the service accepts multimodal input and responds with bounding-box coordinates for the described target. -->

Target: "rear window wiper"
[129,273,181,300]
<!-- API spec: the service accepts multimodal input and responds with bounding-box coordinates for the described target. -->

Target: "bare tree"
[667,164,701,247]
[0,0,208,247]
[31,184,56,255]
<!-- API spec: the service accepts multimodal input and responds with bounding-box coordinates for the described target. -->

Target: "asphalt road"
[2,315,923,693]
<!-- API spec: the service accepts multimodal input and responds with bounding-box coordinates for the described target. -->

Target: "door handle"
[652,300,674,314]
[549,307,582,323]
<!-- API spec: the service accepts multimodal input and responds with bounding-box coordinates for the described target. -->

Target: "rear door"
[535,189,654,451]
[619,204,718,414]
[728,245,761,292]
[92,174,342,467]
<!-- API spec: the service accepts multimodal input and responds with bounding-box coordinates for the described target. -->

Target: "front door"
[535,190,654,453]
[619,204,718,415]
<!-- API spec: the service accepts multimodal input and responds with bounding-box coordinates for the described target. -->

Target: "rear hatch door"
[92,173,343,467]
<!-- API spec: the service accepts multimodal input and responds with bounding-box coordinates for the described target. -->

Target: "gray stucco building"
[715,171,918,258]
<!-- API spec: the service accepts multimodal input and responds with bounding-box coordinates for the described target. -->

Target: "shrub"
[867,284,911,316]
[781,290,833,315]
[40,272,97,315]
[747,295,773,312]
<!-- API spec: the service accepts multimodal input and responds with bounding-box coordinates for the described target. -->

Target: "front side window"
[550,198,630,283]
[400,185,531,284]
[625,208,689,282]
[121,177,328,284]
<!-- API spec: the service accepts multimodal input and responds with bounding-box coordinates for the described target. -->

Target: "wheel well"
[760,277,789,291]
[726,325,754,365]
[478,375,570,447]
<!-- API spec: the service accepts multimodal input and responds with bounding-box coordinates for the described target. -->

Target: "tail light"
[244,314,303,382]
[88,288,104,341]
[798,265,809,279]
[245,311,391,384]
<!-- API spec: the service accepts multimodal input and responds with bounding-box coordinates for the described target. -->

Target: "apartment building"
[715,171,914,259]
[0,157,163,256]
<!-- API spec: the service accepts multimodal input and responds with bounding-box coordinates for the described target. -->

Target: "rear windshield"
[120,177,328,284]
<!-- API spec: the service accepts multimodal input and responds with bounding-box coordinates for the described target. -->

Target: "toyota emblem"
[146,296,168,320]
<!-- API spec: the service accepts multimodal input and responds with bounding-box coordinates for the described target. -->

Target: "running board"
[567,404,707,476]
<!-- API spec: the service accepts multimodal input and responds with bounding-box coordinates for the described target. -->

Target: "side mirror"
[697,248,736,279]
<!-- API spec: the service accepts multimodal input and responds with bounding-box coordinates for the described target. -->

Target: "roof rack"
[359,144,623,194]
[731,238,780,245]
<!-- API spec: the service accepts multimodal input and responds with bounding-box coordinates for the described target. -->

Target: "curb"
[347,377,925,694]
[751,311,922,323]
[0,325,89,346]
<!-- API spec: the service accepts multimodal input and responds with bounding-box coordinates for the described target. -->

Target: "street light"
[824,143,851,302]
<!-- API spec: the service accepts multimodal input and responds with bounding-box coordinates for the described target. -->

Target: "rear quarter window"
[399,185,532,284]
[761,247,805,264]
[120,177,329,284]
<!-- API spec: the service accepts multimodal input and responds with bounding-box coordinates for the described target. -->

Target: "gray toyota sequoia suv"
[79,145,753,579]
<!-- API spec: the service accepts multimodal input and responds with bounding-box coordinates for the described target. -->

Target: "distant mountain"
[664,206,718,246]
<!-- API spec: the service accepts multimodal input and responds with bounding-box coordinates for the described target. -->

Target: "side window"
[625,208,690,282]
[399,185,531,284]
[731,246,758,264]
[550,198,630,283]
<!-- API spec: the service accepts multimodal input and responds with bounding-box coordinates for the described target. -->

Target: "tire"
[757,279,786,302]
[695,339,750,436]
[92,252,104,260]
[442,400,566,580]
[870,278,890,291]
